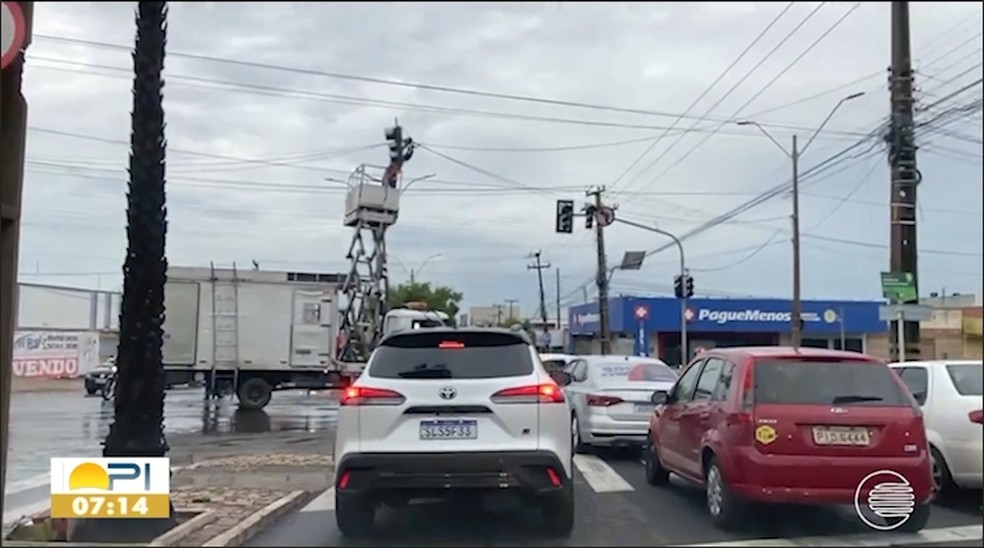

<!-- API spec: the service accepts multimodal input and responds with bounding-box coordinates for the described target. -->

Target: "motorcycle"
[100,366,118,402]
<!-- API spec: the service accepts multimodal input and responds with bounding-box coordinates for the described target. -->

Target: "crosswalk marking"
[572,454,634,493]
[679,524,984,547]
[299,487,335,513]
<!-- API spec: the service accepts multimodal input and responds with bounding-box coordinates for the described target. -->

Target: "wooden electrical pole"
[888,0,921,360]
[586,187,612,354]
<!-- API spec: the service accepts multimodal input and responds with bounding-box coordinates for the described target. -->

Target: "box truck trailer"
[161,265,355,409]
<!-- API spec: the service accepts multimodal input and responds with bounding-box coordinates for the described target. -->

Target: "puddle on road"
[6,388,338,486]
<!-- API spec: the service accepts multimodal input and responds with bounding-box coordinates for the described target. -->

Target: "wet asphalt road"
[247,452,983,547]
[5,387,982,546]
[4,386,338,523]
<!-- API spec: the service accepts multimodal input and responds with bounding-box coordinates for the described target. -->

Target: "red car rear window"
[753,359,909,407]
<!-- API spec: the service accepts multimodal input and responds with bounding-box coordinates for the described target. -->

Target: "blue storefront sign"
[568,296,885,336]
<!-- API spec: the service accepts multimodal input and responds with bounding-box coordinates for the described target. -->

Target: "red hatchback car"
[645,347,934,531]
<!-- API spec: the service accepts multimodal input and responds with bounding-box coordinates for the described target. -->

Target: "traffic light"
[674,275,695,299]
[385,125,403,161]
[555,200,575,234]
[584,204,596,229]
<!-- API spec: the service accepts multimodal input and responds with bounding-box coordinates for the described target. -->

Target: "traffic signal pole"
[613,217,690,365]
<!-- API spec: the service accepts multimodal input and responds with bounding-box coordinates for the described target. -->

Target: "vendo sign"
[12,330,99,378]
[13,358,79,377]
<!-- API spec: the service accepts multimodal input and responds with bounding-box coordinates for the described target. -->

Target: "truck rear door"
[289,289,333,367]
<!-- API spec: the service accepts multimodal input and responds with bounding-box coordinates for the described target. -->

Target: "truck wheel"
[237,377,273,410]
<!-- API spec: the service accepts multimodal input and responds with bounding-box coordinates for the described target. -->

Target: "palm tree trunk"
[71,2,173,540]
[104,0,169,459]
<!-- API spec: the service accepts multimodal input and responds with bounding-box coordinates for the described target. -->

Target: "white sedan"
[891,360,983,494]
[563,355,677,451]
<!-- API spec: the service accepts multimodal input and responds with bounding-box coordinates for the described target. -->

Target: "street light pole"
[736,92,864,349]
[612,217,688,364]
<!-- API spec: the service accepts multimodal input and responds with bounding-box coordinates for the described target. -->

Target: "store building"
[568,296,886,364]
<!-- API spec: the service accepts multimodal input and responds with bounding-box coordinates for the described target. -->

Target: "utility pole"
[527,251,551,345]
[791,134,803,348]
[555,267,562,330]
[493,303,504,326]
[505,298,519,322]
[586,187,612,354]
[889,0,921,361]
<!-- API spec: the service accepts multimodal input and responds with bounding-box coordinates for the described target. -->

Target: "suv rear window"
[753,359,908,407]
[946,363,983,396]
[370,331,533,380]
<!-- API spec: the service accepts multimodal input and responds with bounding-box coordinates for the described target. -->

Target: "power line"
[22,35,827,127]
[30,57,877,141]
[612,2,828,200]
[624,3,863,199]
[607,2,798,193]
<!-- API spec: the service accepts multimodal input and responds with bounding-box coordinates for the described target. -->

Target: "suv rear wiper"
[831,395,884,404]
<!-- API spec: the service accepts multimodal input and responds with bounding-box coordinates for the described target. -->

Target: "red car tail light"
[340,386,406,406]
[586,394,623,407]
[491,383,565,404]
[737,362,755,421]
[970,410,984,425]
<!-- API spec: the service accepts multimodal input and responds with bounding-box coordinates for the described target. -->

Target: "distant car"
[890,360,983,494]
[564,355,677,451]
[333,327,575,539]
[646,347,933,532]
[539,353,576,373]
[84,359,117,396]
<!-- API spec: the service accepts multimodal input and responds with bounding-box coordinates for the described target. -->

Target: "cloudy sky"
[17,1,983,318]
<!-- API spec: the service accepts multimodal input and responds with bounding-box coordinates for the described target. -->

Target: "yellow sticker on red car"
[755,425,777,445]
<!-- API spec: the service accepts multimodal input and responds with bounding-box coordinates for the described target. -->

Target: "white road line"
[572,454,634,493]
[299,487,335,513]
[680,524,984,547]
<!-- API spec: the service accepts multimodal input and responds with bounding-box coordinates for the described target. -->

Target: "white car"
[890,360,983,493]
[333,327,575,538]
[564,355,677,451]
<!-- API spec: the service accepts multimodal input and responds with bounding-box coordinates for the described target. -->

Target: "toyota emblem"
[439,386,457,400]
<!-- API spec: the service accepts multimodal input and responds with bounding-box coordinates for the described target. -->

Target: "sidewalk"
[4,433,335,547]
[160,453,334,546]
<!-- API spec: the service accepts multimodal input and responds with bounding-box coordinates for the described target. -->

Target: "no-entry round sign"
[2,1,27,70]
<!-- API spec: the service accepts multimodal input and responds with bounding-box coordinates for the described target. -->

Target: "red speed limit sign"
[1,1,27,70]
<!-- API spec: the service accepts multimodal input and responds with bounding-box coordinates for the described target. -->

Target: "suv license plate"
[420,419,478,440]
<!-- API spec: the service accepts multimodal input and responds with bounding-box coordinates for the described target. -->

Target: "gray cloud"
[17,1,983,315]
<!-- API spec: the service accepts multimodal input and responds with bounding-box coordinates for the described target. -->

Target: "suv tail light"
[340,386,406,406]
[970,410,984,425]
[491,383,565,404]
[586,394,623,407]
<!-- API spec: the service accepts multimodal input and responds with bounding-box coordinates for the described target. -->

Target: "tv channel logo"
[854,469,916,531]
[50,458,171,519]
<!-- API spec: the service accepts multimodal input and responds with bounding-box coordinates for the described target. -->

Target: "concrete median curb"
[200,490,308,547]
[147,509,217,546]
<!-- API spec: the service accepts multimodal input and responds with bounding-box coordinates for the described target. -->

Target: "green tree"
[388,281,463,318]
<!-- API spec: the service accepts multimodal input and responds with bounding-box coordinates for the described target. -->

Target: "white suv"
[333,327,575,538]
